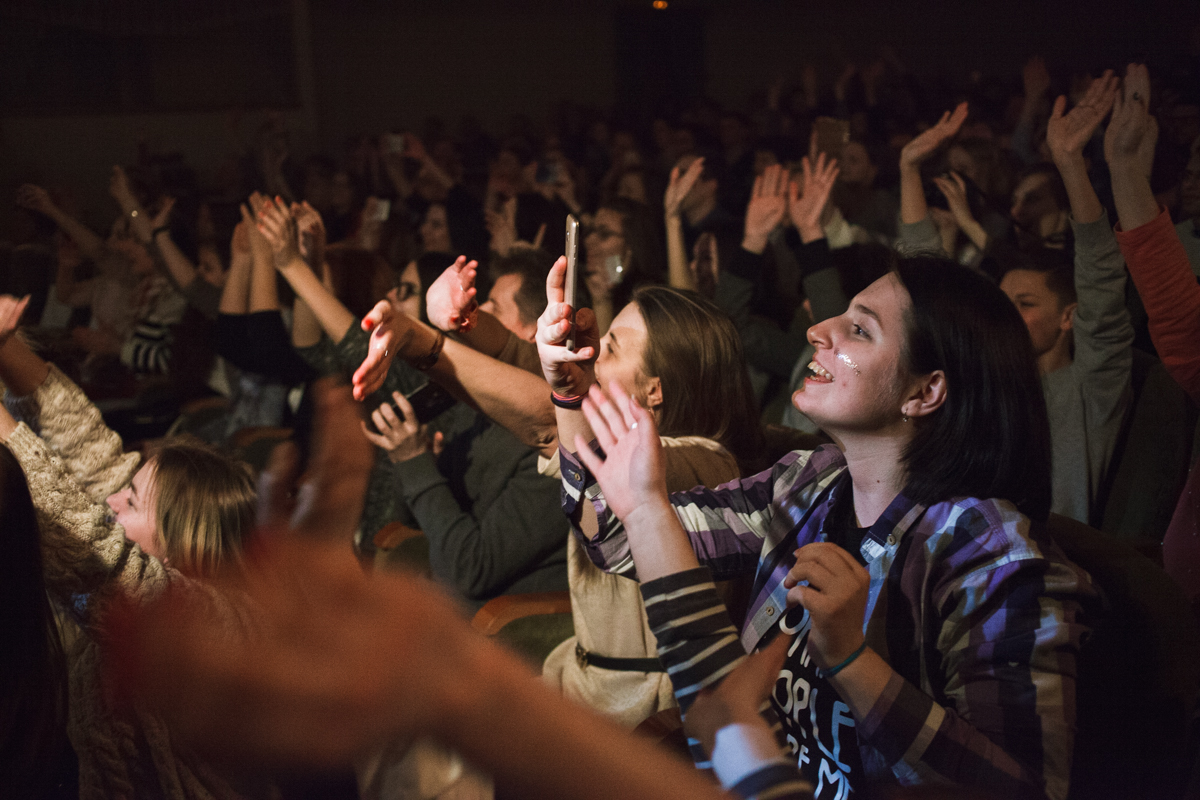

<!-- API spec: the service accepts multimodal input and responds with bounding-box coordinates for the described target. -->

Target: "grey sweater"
[393,410,568,609]
[1044,212,1133,524]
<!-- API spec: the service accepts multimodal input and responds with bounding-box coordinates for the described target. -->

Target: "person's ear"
[902,369,947,421]
[1058,301,1078,332]
[642,375,664,413]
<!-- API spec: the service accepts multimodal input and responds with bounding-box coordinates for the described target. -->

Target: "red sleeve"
[1115,208,1200,402]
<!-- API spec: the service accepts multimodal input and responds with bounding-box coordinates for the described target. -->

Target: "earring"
[902,412,910,423]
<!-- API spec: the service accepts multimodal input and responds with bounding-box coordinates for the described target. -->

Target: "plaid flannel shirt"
[562,444,1094,800]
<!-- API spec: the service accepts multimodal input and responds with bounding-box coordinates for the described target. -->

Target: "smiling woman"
[561,255,1091,799]
[0,294,259,797]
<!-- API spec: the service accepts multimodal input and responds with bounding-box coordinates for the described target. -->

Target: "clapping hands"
[742,164,789,254]
[900,102,969,170]
[255,196,302,271]
[1105,63,1158,178]
[787,153,841,244]
[1047,70,1119,165]
[665,157,705,219]
[425,256,480,333]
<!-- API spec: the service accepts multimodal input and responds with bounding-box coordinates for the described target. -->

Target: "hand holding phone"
[564,215,580,350]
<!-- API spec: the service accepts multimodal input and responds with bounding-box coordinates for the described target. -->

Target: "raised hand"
[932,172,974,227]
[683,634,791,758]
[108,165,136,205]
[536,257,598,398]
[231,212,251,257]
[664,157,705,219]
[1046,70,1119,164]
[1105,64,1155,172]
[0,295,31,348]
[15,184,57,217]
[352,299,414,401]
[360,391,440,464]
[742,163,788,254]
[425,256,480,332]
[787,153,840,244]
[293,201,327,272]
[900,102,969,169]
[573,381,667,523]
[933,171,988,248]
[485,195,519,257]
[782,541,870,671]
[148,196,175,231]
[255,196,301,270]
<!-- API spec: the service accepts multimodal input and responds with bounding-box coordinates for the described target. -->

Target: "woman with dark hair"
[256,200,473,552]
[550,256,1093,799]
[583,197,666,334]
[0,445,75,799]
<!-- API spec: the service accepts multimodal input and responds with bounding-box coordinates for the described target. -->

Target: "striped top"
[563,443,1094,800]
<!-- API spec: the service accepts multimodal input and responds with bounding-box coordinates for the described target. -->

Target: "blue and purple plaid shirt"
[562,443,1094,800]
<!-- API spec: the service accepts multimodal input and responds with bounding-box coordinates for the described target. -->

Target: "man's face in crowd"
[1010,173,1060,234]
[1000,269,1075,358]
[838,142,877,186]
[480,273,537,343]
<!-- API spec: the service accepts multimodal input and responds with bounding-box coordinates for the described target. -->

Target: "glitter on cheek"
[837,351,861,376]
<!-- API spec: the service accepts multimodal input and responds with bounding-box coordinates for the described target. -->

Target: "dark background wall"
[2,0,1196,234]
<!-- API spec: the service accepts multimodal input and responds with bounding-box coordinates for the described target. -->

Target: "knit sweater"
[3,365,262,800]
[1115,208,1200,601]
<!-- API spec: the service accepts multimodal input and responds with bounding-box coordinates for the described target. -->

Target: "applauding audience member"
[1108,65,1200,604]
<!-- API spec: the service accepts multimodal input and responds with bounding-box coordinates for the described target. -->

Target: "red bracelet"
[551,391,584,410]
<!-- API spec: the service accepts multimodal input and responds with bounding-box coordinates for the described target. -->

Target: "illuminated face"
[585,208,627,270]
[838,141,876,185]
[1179,150,1200,220]
[792,273,913,434]
[1010,173,1060,233]
[391,260,422,320]
[594,302,655,411]
[480,273,536,342]
[107,462,164,560]
[420,204,453,253]
[1000,269,1073,358]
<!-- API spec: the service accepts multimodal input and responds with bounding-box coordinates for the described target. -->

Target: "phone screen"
[814,117,850,162]
[564,215,579,350]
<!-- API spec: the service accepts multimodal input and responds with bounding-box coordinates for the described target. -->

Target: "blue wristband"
[816,641,867,679]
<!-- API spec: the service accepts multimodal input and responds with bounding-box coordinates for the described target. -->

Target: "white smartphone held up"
[564,214,580,350]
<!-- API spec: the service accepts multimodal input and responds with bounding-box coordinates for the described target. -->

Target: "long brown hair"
[634,286,767,474]
[148,437,257,577]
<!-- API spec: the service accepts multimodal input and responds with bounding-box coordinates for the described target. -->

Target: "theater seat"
[471,592,573,668]
[1048,513,1200,799]
[372,522,430,576]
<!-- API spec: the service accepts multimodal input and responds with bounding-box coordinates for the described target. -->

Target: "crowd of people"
[2,36,1199,800]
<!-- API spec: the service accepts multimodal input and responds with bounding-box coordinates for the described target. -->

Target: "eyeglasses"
[585,225,623,241]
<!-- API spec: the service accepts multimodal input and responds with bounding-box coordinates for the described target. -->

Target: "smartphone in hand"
[564,215,580,350]
[814,117,850,163]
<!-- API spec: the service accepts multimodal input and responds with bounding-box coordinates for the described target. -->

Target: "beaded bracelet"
[815,641,867,679]
[411,330,445,371]
[551,391,584,410]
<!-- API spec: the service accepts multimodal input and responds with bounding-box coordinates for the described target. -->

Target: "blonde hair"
[146,437,257,577]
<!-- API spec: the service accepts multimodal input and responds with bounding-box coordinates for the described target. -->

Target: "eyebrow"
[852,302,881,324]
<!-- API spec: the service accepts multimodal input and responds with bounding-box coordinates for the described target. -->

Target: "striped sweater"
[564,443,1095,800]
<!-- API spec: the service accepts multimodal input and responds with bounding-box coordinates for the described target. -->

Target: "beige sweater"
[4,365,261,800]
[540,437,740,728]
